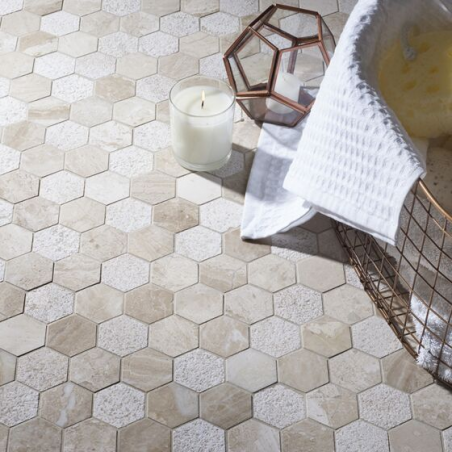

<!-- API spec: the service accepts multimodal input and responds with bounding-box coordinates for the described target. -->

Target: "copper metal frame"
[223,4,335,127]
[334,180,452,388]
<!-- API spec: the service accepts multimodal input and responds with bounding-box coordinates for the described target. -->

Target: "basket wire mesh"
[334,180,452,387]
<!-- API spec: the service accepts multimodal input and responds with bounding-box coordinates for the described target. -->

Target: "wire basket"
[334,180,452,387]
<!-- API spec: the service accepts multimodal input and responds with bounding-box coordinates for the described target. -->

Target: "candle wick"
[201,90,205,109]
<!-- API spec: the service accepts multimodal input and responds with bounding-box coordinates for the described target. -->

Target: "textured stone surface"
[174,349,224,392]
[93,383,145,428]
[0,4,435,451]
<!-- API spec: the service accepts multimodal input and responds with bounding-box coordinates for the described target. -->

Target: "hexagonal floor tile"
[297,255,345,292]
[228,419,279,452]
[5,253,53,290]
[248,255,296,292]
[102,254,150,292]
[174,349,224,392]
[151,254,198,292]
[147,382,198,428]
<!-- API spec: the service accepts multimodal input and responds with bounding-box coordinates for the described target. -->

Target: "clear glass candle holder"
[169,76,235,172]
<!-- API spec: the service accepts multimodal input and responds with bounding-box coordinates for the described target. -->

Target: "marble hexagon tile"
[0,1,445,451]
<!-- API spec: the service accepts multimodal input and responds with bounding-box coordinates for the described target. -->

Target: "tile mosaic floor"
[0,0,451,451]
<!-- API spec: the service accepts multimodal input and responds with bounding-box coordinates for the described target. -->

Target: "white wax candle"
[267,72,304,115]
[171,85,234,170]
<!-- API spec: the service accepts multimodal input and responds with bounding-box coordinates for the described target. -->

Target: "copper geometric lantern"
[223,4,335,127]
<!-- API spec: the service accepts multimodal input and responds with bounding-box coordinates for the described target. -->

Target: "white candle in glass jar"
[170,77,235,172]
[267,72,304,115]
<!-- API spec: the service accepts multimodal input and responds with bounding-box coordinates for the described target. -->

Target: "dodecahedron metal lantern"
[223,4,335,127]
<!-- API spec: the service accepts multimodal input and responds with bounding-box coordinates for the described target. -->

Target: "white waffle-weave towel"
[283,0,452,245]
[241,119,315,240]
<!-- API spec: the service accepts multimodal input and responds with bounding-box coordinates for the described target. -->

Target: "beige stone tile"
[2,11,40,37]
[10,74,51,102]
[224,284,273,324]
[18,31,58,57]
[228,419,280,452]
[142,0,180,16]
[330,349,381,393]
[0,381,39,427]
[175,283,223,324]
[199,254,247,292]
[389,420,442,452]
[200,316,248,357]
[180,31,219,58]
[132,172,176,205]
[76,283,123,323]
[224,228,271,262]
[28,96,70,126]
[0,282,25,319]
[121,348,172,391]
[125,283,173,324]
[0,314,45,356]
[5,253,53,290]
[151,254,198,292]
[59,31,98,57]
[318,229,347,262]
[70,96,112,127]
[0,52,33,79]
[281,419,334,452]
[24,0,62,16]
[154,147,188,178]
[412,383,452,429]
[0,349,16,385]
[382,349,433,393]
[8,418,61,452]
[40,382,92,427]
[279,349,329,392]
[249,255,296,292]
[302,315,352,358]
[200,383,251,429]
[150,315,198,357]
[120,11,159,37]
[70,348,120,392]
[226,348,276,392]
[116,52,157,80]
[60,197,105,233]
[182,0,219,16]
[297,255,345,292]
[307,383,358,429]
[89,121,132,153]
[21,144,64,177]
[65,145,109,177]
[118,418,171,452]
[159,53,199,80]
[0,170,39,204]
[80,11,119,37]
[323,284,373,324]
[3,121,45,151]
[231,120,261,153]
[153,198,198,233]
[113,97,155,127]
[54,254,101,291]
[47,314,97,357]
[155,100,170,123]
[95,74,135,103]
[129,225,174,262]
[0,224,32,260]
[64,0,101,15]
[177,173,221,205]
[147,383,198,430]
[13,197,59,232]
[63,418,116,452]
[81,225,127,261]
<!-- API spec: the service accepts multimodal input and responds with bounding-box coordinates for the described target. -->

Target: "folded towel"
[241,119,315,240]
[282,0,452,246]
